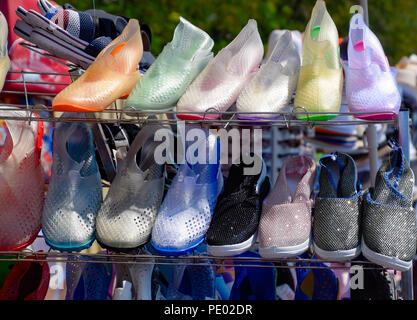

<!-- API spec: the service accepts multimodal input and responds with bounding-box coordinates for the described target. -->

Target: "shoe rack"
[0,4,415,299]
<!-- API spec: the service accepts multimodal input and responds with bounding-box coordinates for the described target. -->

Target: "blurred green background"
[59,0,416,65]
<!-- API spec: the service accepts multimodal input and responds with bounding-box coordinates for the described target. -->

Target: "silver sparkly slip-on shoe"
[362,142,417,271]
[313,152,363,261]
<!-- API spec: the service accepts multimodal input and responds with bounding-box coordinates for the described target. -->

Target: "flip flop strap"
[49,9,95,43]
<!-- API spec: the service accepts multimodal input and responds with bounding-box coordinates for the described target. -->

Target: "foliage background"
[59,0,417,65]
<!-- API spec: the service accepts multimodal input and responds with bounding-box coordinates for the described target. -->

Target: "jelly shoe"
[259,156,317,258]
[41,114,102,252]
[177,19,264,120]
[0,255,50,300]
[206,156,270,256]
[65,255,112,300]
[125,17,214,111]
[346,14,401,120]
[294,0,343,121]
[126,250,155,300]
[151,128,223,255]
[0,11,10,92]
[96,125,169,251]
[266,29,302,61]
[52,19,143,112]
[362,142,416,271]
[0,108,44,251]
[313,152,363,261]
[236,30,301,120]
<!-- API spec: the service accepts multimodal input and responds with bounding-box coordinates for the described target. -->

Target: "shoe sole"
[259,236,311,258]
[0,230,40,252]
[176,113,220,120]
[353,113,396,121]
[43,235,95,252]
[361,236,412,271]
[236,114,282,122]
[207,232,258,257]
[313,242,361,261]
[95,237,149,254]
[151,237,205,257]
[122,106,174,114]
[295,114,338,121]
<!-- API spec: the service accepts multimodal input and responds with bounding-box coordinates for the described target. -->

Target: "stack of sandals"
[14,0,153,70]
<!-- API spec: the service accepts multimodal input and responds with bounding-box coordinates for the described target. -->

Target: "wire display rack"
[0,17,414,299]
[0,247,390,271]
[0,103,399,128]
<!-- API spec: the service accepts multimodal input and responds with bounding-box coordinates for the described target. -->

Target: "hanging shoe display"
[0,0,415,302]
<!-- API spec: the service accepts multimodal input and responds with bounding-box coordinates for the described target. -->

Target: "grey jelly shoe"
[41,115,102,252]
[313,152,363,261]
[95,125,170,251]
[362,142,416,271]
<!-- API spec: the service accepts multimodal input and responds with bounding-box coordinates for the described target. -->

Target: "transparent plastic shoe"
[0,11,10,92]
[113,264,134,300]
[345,14,401,120]
[125,17,214,111]
[52,19,143,112]
[293,0,343,121]
[177,19,264,120]
[236,30,301,120]
[127,257,155,300]
[265,29,303,62]
[112,281,133,300]
[65,254,113,300]
[0,108,44,251]
[151,127,224,254]
[41,114,102,252]
[112,248,154,300]
[96,125,170,251]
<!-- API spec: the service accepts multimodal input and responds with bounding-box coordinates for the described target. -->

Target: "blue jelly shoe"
[229,251,276,300]
[151,127,223,255]
[179,264,216,300]
[294,252,339,300]
[66,255,112,300]
[41,113,102,252]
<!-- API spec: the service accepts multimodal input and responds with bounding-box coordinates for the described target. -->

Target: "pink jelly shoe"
[346,14,401,120]
[0,108,44,251]
[258,156,317,258]
[176,19,264,120]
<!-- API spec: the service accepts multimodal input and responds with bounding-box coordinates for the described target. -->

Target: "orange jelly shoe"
[52,19,143,112]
